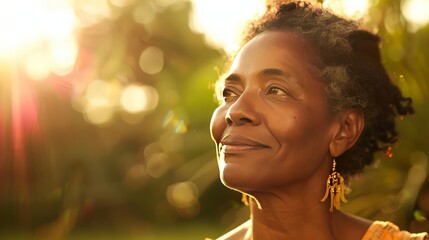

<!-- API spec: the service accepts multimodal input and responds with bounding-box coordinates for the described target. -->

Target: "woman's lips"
[220,135,269,154]
[220,144,267,153]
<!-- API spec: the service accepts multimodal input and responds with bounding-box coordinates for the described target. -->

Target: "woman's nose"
[225,92,261,126]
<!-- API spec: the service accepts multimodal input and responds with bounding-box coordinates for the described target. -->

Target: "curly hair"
[234,1,414,178]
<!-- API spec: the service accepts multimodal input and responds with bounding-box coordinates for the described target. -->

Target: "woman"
[209,1,428,239]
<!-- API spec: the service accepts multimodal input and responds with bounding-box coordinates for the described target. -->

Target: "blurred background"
[0,0,428,239]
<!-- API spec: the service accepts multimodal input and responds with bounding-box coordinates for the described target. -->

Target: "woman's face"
[210,31,337,193]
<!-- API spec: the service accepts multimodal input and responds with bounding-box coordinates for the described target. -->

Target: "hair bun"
[348,30,382,62]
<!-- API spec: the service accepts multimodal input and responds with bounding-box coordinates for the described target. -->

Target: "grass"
[0,222,223,240]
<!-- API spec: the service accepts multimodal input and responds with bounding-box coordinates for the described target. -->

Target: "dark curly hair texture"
[239,1,414,178]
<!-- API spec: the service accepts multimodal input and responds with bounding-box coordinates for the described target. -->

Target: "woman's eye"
[266,86,289,96]
[222,88,238,101]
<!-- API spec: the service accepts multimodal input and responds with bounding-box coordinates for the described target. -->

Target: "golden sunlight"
[401,0,429,31]
[189,0,266,53]
[0,0,77,78]
[323,0,369,19]
[190,0,372,54]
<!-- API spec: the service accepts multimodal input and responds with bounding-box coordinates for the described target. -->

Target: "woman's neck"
[245,175,340,240]
[249,200,337,240]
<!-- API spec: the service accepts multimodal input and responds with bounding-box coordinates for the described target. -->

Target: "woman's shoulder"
[335,211,373,239]
[215,220,251,240]
[210,216,428,240]
[335,211,428,240]
[362,220,428,240]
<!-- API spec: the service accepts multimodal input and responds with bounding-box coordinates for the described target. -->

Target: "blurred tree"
[0,0,428,239]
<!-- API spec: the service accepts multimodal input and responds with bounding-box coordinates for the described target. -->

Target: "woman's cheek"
[210,106,226,144]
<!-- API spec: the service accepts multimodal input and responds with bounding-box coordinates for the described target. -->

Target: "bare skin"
[210,31,368,240]
[218,199,371,240]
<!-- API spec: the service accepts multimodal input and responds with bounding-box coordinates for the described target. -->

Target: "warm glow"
[73,0,112,27]
[133,3,156,25]
[146,153,169,178]
[82,79,120,125]
[50,38,79,76]
[85,80,117,109]
[343,0,369,17]
[0,0,76,55]
[84,104,115,125]
[24,52,51,81]
[139,46,164,75]
[109,0,135,8]
[0,0,78,80]
[401,0,429,31]
[0,0,43,55]
[323,0,369,19]
[121,85,148,113]
[120,84,159,114]
[190,0,266,53]
[190,0,372,54]
[167,181,199,208]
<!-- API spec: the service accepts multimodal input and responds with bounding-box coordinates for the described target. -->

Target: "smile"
[220,135,269,154]
[220,144,267,153]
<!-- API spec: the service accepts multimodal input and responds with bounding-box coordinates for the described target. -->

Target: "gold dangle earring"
[241,193,249,206]
[321,159,348,212]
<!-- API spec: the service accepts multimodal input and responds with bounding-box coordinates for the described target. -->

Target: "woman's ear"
[329,109,365,157]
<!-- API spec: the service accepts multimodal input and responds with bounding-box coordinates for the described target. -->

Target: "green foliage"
[0,0,428,238]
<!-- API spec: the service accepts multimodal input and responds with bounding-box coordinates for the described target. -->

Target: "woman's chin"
[220,167,258,192]
[220,169,245,190]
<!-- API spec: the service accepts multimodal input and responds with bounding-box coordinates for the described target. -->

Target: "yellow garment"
[362,221,428,240]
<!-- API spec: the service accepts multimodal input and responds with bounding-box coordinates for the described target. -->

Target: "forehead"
[230,31,317,73]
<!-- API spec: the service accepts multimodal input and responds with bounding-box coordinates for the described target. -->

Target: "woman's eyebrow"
[258,68,291,79]
[224,73,241,82]
[259,68,304,88]
[223,68,296,85]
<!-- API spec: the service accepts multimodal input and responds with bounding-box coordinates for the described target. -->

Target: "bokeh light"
[401,0,429,31]
[85,80,118,109]
[167,181,199,208]
[24,52,51,81]
[120,84,159,113]
[323,0,370,19]
[342,0,369,18]
[84,104,115,125]
[133,2,157,25]
[139,46,164,75]
[146,152,170,178]
[0,0,78,83]
[73,0,113,28]
[121,85,148,113]
[109,0,135,8]
[1,0,429,238]
[190,0,266,53]
[190,0,373,53]
[125,163,147,187]
[83,79,119,125]
[50,37,78,76]
[0,0,76,56]
[167,181,200,217]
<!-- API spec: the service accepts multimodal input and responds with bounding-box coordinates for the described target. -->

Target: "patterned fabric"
[362,221,428,240]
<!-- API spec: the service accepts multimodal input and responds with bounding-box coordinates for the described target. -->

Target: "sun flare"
[0,0,78,79]
[189,0,266,54]
[189,0,375,54]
